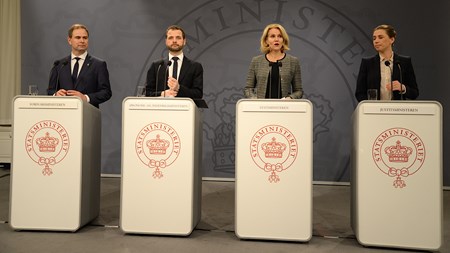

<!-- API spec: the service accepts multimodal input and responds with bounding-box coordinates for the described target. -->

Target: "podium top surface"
[355,100,442,116]
[123,97,208,109]
[13,96,89,109]
[237,98,312,113]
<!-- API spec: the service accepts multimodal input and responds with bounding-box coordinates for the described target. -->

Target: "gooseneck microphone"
[155,60,164,97]
[163,61,172,97]
[268,61,282,98]
[277,60,282,98]
[268,62,273,98]
[54,60,69,94]
[384,60,393,99]
[395,60,404,100]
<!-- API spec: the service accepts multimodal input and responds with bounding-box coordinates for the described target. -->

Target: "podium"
[351,101,442,251]
[10,96,101,231]
[120,97,202,235]
[235,99,313,241]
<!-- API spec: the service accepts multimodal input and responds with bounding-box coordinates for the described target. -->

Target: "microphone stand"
[268,62,273,99]
[163,61,172,98]
[277,60,282,98]
[155,61,163,97]
[48,60,60,94]
[54,61,68,94]
[384,61,393,100]
[395,61,404,100]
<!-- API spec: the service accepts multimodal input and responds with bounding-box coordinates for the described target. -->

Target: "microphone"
[277,60,282,98]
[154,60,164,97]
[268,61,282,98]
[54,60,68,94]
[268,62,273,98]
[384,60,393,99]
[163,61,172,97]
[394,60,404,100]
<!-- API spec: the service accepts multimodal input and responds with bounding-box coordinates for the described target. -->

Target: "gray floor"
[0,168,448,253]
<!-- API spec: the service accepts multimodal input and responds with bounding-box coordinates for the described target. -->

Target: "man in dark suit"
[47,24,112,108]
[145,25,203,98]
[355,24,419,102]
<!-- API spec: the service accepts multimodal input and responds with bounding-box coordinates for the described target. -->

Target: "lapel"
[74,54,92,89]
[392,53,399,81]
[178,56,190,83]
[372,54,381,88]
[59,56,74,88]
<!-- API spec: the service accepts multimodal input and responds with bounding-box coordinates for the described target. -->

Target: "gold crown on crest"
[35,132,59,152]
[146,134,170,155]
[384,140,413,162]
[261,137,286,158]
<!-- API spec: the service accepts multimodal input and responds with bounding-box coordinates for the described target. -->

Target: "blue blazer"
[47,54,112,107]
[355,53,419,102]
[145,56,203,99]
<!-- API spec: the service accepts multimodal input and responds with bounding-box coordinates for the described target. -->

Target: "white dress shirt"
[379,53,393,100]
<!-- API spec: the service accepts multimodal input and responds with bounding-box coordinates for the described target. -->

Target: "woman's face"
[372,29,394,53]
[266,28,284,52]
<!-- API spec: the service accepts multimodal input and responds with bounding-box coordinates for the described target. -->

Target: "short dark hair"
[68,24,89,38]
[166,25,185,39]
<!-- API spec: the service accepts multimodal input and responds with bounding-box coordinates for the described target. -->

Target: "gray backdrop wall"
[21,0,450,185]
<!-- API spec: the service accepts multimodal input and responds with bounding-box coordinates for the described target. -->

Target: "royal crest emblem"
[25,120,70,175]
[135,122,181,179]
[372,127,426,188]
[250,125,298,183]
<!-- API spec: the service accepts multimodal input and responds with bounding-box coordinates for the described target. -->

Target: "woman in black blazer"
[355,24,419,102]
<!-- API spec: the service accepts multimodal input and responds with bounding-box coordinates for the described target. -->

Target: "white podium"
[120,97,202,235]
[10,96,101,231]
[235,99,313,241]
[351,101,442,251]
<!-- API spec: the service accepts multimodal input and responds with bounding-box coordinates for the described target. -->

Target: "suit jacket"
[355,53,419,102]
[47,54,112,107]
[244,54,303,99]
[145,56,203,99]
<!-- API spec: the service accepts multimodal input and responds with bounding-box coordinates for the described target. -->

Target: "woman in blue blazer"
[355,24,419,102]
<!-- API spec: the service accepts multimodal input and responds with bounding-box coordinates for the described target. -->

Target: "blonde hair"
[260,24,290,54]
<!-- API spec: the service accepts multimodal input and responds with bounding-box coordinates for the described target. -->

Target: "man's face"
[68,28,89,55]
[165,29,185,53]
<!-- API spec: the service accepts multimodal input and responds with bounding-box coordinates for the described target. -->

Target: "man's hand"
[55,89,68,96]
[161,89,178,97]
[66,90,87,101]
[167,76,180,91]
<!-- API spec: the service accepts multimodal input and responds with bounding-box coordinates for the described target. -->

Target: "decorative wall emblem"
[250,125,298,183]
[135,122,181,179]
[25,120,70,175]
[372,127,426,188]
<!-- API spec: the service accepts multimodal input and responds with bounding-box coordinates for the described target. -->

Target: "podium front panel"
[235,99,313,241]
[121,97,200,235]
[10,96,90,231]
[352,101,442,250]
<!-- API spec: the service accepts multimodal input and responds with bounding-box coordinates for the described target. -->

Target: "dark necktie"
[72,57,81,83]
[172,57,179,79]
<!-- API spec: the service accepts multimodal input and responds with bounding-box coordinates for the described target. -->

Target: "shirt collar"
[379,52,394,63]
[72,51,88,60]
[169,52,184,62]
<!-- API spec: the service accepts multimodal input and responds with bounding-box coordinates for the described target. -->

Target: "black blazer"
[355,53,419,102]
[145,56,203,99]
[47,54,112,107]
